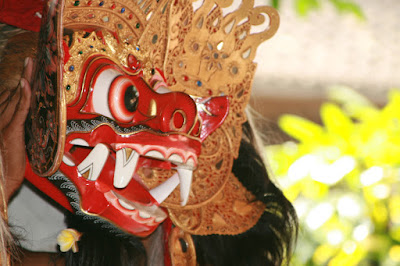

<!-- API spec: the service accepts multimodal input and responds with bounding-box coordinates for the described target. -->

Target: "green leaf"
[296,0,320,16]
[329,0,365,20]
[271,0,280,9]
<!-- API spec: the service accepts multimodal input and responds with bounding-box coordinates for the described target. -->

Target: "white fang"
[149,173,180,204]
[114,148,139,188]
[77,144,109,181]
[62,155,76,166]
[70,138,90,147]
[178,168,193,206]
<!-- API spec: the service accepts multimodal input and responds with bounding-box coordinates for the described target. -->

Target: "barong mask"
[25,0,278,244]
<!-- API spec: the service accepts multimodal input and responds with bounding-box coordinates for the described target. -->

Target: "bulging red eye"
[109,77,139,123]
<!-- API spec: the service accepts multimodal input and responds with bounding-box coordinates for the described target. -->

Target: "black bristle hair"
[63,212,146,266]
[62,121,297,266]
[192,121,298,266]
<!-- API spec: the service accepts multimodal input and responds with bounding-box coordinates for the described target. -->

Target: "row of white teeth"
[107,192,167,225]
[62,138,194,206]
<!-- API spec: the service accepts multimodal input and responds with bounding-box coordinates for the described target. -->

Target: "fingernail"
[20,79,26,88]
[24,57,30,67]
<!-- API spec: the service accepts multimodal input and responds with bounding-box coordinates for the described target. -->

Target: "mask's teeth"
[168,154,183,164]
[114,148,139,188]
[62,155,75,166]
[149,172,179,204]
[178,168,193,206]
[70,138,89,147]
[77,144,109,181]
[118,198,135,210]
[144,150,164,160]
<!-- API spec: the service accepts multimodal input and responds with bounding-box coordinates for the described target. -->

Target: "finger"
[0,90,11,113]
[0,90,11,105]
[1,79,31,196]
[11,78,32,129]
[22,57,34,84]
[0,85,21,131]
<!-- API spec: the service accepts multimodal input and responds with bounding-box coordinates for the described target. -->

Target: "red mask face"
[58,53,228,236]
[26,0,279,241]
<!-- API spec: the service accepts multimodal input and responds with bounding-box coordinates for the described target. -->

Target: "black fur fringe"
[62,121,298,265]
[193,122,298,266]
[63,212,146,266]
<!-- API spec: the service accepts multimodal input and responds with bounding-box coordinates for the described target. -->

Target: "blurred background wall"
[251,0,400,122]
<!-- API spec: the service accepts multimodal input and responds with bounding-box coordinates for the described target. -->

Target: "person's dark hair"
[62,121,297,266]
[63,212,146,266]
[192,121,298,266]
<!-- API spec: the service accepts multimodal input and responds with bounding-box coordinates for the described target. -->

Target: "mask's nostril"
[171,110,186,131]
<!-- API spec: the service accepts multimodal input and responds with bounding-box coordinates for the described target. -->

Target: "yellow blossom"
[57,228,82,253]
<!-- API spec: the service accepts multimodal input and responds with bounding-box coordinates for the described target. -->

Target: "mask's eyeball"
[109,77,139,123]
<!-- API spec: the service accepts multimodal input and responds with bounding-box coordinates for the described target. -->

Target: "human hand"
[0,57,33,200]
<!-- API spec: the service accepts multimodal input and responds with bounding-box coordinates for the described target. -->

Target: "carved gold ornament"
[62,0,279,236]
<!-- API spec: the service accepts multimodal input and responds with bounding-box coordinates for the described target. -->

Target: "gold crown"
[62,0,279,236]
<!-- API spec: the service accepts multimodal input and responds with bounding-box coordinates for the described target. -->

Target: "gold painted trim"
[170,110,187,131]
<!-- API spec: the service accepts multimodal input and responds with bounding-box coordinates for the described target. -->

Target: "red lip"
[60,141,167,237]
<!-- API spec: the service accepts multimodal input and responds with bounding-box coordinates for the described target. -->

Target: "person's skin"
[0,56,65,265]
[0,57,33,201]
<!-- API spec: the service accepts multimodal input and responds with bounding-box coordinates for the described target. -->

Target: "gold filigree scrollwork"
[62,0,278,236]
[169,227,197,266]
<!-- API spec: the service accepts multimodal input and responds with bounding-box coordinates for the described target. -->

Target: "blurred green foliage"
[270,0,365,19]
[266,87,400,265]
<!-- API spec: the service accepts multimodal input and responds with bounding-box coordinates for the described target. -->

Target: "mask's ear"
[25,0,66,177]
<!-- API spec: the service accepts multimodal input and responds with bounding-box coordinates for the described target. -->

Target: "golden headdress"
[26,1,279,261]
